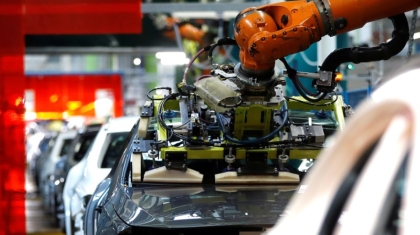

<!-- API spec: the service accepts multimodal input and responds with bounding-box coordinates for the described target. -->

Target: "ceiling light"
[160,58,190,65]
[133,58,141,66]
[156,52,186,60]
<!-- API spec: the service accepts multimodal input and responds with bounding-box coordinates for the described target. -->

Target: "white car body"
[40,130,77,205]
[63,117,139,235]
[268,66,420,235]
[26,131,45,163]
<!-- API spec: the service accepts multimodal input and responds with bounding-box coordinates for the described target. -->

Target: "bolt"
[261,37,266,41]
[252,43,256,47]
[238,168,242,173]
[293,27,297,32]
[272,34,276,38]
[165,154,168,157]
[340,23,344,28]
[182,164,186,168]
[274,167,278,172]
[283,31,287,36]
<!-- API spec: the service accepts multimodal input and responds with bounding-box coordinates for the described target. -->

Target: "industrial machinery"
[133,0,420,184]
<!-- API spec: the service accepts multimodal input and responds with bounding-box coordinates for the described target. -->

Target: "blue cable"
[216,100,289,145]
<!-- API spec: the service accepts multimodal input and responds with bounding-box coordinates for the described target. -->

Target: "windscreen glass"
[100,132,129,168]
[59,139,73,157]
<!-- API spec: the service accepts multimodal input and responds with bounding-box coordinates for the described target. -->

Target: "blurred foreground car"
[63,117,139,235]
[38,130,77,207]
[267,64,420,235]
[47,123,102,227]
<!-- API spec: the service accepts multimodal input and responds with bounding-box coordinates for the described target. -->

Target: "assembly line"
[23,0,420,234]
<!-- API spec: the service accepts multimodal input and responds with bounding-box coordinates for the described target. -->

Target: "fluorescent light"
[160,58,190,65]
[172,11,239,20]
[156,52,186,59]
[156,52,189,65]
[62,111,69,119]
[133,58,141,65]
[414,32,420,40]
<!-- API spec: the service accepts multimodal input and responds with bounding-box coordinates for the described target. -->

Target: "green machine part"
[233,104,276,140]
[155,95,346,161]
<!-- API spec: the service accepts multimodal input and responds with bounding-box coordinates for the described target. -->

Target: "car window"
[100,132,129,168]
[45,137,56,156]
[39,138,50,153]
[73,135,96,162]
[59,139,74,157]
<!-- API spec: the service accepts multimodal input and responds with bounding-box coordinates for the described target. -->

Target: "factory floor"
[26,171,64,235]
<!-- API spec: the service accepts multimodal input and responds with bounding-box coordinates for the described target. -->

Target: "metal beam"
[25,47,182,55]
[141,2,260,13]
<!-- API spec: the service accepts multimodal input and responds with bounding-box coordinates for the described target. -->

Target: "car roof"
[58,129,78,138]
[80,123,102,135]
[106,116,139,133]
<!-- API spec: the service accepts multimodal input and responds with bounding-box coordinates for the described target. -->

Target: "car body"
[46,123,102,228]
[29,132,56,187]
[26,130,46,163]
[83,118,301,235]
[38,130,77,209]
[267,64,420,234]
[63,117,139,235]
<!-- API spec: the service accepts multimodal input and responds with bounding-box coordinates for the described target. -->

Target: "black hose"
[321,14,409,72]
[208,37,237,59]
[293,74,320,96]
[147,87,172,101]
[279,58,327,102]
[291,77,328,102]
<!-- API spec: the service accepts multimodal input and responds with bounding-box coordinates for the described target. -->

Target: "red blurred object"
[0,0,26,234]
[25,0,142,34]
[25,74,123,118]
[1,1,141,233]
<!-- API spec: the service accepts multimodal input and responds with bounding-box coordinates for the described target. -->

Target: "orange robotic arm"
[234,0,420,75]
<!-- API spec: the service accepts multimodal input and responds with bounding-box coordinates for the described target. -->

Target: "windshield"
[73,135,96,162]
[101,132,129,168]
[59,139,73,157]
[115,185,297,231]
[38,137,51,153]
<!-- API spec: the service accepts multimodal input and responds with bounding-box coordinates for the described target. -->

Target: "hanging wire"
[182,47,208,84]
